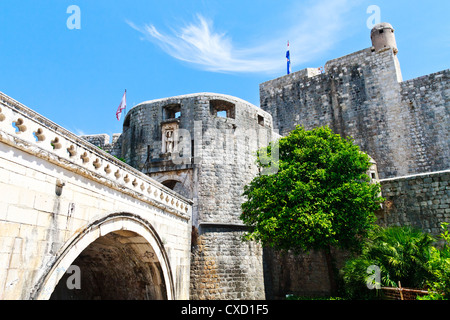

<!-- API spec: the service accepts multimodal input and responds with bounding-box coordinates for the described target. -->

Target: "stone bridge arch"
[0,92,192,300]
[34,213,174,300]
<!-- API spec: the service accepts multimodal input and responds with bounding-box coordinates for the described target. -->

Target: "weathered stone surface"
[258,23,449,297]
[115,93,276,299]
[0,92,192,300]
[377,171,450,235]
[190,228,264,300]
[260,50,449,180]
[25,22,449,299]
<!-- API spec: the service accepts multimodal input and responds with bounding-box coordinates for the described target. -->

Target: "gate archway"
[35,214,174,300]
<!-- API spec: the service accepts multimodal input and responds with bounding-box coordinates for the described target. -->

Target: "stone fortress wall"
[82,23,449,299]
[108,93,278,299]
[258,22,449,234]
[258,22,449,298]
[260,23,449,180]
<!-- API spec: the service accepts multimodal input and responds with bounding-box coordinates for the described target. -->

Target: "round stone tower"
[120,93,277,299]
[370,22,398,55]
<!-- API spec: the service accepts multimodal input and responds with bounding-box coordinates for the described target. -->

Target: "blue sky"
[0,0,448,138]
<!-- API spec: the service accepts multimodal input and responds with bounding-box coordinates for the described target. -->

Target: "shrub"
[419,223,450,300]
[341,225,436,299]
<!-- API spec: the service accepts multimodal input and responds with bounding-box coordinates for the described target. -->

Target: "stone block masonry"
[399,70,450,175]
[114,93,275,299]
[262,247,351,299]
[0,91,192,300]
[81,133,122,157]
[260,49,449,179]
[258,23,449,297]
[190,227,264,300]
[377,170,450,235]
[79,22,448,299]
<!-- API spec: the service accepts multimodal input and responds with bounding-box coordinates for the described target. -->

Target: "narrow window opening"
[210,100,235,119]
[146,145,151,162]
[258,115,264,126]
[163,104,181,120]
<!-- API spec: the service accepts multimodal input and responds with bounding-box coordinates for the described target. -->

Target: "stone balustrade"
[0,91,192,221]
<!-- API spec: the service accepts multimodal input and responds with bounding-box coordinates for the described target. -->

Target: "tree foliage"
[240,126,384,253]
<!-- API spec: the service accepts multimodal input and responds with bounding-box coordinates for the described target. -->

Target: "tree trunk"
[324,246,338,296]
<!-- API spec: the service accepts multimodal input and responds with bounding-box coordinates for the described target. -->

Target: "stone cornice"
[0,91,192,221]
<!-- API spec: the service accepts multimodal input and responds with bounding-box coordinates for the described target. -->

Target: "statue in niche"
[161,120,179,156]
[165,129,174,153]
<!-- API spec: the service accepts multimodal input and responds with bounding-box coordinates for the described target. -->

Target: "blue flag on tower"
[286,41,291,75]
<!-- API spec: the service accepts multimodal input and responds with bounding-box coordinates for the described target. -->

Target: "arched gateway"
[35,214,174,300]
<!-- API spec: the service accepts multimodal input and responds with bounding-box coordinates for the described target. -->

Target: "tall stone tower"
[260,22,447,179]
[119,93,278,299]
[371,22,402,82]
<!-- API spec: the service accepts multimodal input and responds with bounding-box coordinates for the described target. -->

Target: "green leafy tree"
[240,126,384,293]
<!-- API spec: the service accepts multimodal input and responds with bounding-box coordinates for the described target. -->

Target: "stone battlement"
[260,45,449,179]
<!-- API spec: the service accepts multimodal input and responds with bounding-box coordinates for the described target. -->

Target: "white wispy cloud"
[127,0,357,74]
[74,128,87,136]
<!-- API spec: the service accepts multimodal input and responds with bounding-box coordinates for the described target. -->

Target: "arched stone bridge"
[0,92,192,300]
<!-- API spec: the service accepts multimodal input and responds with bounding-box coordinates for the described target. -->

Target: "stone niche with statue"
[161,119,179,156]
